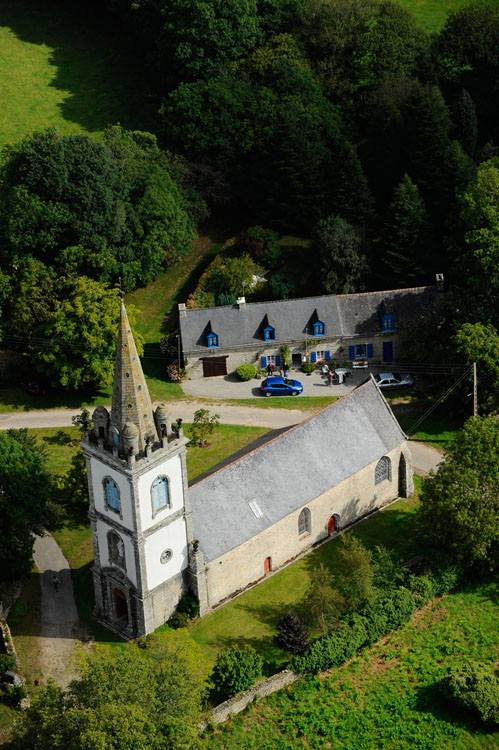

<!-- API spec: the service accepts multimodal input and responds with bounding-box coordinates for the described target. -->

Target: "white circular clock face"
[160,549,173,564]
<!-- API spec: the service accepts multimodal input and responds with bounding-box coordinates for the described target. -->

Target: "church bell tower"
[82,301,192,638]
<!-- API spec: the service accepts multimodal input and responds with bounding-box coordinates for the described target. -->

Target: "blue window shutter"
[153,477,169,512]
[325,350,330,361]
[261,356,267,367]
[276,355,281,366]
[349,345,355,359]
[367,344,374,358]
[106,480,120,511]
[311,351,317,363]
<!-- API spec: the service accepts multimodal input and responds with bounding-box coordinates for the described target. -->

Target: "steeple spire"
[110,300,156,453]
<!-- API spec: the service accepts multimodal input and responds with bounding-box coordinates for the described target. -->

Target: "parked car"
[374,372,414,390]
[261,376,304,397]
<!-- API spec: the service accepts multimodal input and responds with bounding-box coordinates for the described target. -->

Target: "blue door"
[383,341,393,361]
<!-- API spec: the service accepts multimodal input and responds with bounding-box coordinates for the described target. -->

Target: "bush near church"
[236,363,256,380]
[212,645,263,700]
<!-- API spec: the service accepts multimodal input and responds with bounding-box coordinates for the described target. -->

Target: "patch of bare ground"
[412,597,448,629]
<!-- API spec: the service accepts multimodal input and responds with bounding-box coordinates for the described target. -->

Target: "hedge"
[236,364,257,381]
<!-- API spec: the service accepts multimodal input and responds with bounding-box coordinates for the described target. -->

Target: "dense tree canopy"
[0,429,53,580]
[420,416,499,572]
[312,215,368,294]
[11,630,209,750]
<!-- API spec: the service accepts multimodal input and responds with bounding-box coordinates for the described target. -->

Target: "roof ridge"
[188,381,374,489]
[336,285,433,298]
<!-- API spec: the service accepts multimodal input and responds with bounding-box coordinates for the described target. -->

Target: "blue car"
[261,376,303,397]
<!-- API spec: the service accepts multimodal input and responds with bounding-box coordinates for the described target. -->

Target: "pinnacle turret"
[110,301,156,453]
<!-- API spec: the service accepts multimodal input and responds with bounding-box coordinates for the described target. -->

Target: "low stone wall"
[200,669,300,730]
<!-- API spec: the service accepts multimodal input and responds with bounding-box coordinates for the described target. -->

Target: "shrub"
[176,592,200,619]
[279,345,291,367]
[167,363,186,382]
[212,646,263,699]
[442,663,499,726]
[431,564,463,595]
[302,362,315,373]
[235,226,280,267]
[0,653,16,673]
[236,364,257,381]
[274,610,309,655]
[217,292,237,306]
[407,574,437,606]
[269,273,295,300]
[167,611,190,629]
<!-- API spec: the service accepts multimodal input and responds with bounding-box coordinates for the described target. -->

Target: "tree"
[0,429,53,580]
[420,415,499,572]
[302,563,347,634]
[269,273,296,300]
[189,408,220,447]
[453,323,499,412]
[212,645,262,699]
[11,630,209,750]
[382,174,433,284]
[30,279,143,390]
[441,663,499,726]
[335,535,376,611]
[312,215,368,294]
[207,253,264,299]
[274,610,309,654]
[56,452,89,526]
[452,89,478,157]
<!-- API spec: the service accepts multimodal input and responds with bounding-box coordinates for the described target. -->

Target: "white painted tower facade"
[82,301,192,638]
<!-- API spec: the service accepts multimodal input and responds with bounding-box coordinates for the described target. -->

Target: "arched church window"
[108,531,126,569]
[375,456,391,485]
[298,507,311,535]
[151,476,170,515]
[104,477,120,513]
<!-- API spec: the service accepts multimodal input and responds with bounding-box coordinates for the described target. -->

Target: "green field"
[0,0,152,147]
[399,0,499,30]
[202,577,499,750]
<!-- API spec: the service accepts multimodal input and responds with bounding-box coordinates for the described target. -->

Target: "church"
[82,302,414,638]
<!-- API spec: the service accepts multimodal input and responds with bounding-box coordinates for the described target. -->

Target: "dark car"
[374,372,414,390]
[261,376,304,397]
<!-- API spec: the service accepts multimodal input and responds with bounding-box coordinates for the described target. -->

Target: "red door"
[114,588,128,619]
[264,557,271,574]
[328,516,335,535]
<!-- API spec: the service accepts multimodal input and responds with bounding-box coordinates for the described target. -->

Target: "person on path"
[328,369,333,387]
[338,370,344,385]
[283,363,289,377]
[279,365,284,377]
[52,575,61,592]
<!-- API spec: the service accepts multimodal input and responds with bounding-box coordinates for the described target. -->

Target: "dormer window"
[313,321,325,336]
[382,315,394,331]
[264,326,275,341]
[207,333,219,348]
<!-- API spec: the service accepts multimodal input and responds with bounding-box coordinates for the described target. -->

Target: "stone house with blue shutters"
[178,276,443,378]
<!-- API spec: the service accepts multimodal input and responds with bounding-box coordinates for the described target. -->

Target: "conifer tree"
[452,88,478,157]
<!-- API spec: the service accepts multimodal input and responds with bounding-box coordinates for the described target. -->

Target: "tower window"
[104,477,120,513]
[108,531,126,569]
[151,476,170,515]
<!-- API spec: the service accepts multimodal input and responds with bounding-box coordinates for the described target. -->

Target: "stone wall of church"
[184,333,403,380]
[204,444,410,609]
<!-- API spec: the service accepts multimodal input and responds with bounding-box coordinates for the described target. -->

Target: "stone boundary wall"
[0,620,19,670]
[199,669,300,730]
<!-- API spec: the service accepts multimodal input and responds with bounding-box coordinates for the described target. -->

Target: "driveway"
[181,369,369,399]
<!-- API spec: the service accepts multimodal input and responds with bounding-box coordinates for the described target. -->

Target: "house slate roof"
[189,378,407,563]
[179,284,441,353]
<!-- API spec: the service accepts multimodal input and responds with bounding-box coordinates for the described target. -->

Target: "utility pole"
[473,362,478,417]
[177,333,181,373]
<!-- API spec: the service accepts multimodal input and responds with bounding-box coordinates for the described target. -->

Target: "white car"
[375,372,414,390]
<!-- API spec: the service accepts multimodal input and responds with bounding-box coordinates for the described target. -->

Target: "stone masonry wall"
[185,333,402,379]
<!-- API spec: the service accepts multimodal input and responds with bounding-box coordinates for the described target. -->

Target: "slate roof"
[180,285,441,353]
[189,378,406,562]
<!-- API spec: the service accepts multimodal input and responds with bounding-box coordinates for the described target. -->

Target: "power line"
[406,367,473,435]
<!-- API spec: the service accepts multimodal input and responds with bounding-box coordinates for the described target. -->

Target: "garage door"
[202,356,227,377]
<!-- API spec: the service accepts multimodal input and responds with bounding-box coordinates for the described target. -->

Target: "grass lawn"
[0,0,152,147]
[219,395,337,412]
[202,577,499,750]
[398,0,499,31]
[189,491,426,673]
[391,401,459,449]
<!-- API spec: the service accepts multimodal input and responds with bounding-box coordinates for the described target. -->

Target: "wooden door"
[202,356,227,377]
[264,557,271,574]
[328,516,335,535]
[383,341,393,361]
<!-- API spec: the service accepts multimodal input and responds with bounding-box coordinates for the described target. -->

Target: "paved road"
[33,534,89,688]
[0,401,305,430]
[408,441,443,476]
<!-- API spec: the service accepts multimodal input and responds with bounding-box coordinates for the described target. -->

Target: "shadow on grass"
[415,681,495,739]
[0,0,154,136]
[72,562,123,644]
[0,384,111,412]
[42,429,76,446]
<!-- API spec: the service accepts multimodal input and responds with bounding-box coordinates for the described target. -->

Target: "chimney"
[236,296,246,309]
[178,303,187,318]
[435,273,444,292]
